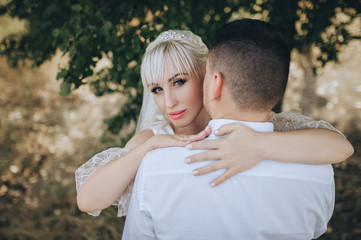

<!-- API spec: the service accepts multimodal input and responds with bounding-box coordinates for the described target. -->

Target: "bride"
[75,30,353,217]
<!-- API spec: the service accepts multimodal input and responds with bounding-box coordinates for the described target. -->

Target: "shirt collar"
[207,119,274,139]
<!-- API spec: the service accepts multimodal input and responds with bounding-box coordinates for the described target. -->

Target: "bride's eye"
[174,79,186,86]
[151,86,163,94]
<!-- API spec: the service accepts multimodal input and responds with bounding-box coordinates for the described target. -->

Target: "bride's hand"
[184,123,266,187]
[148,126,212,150]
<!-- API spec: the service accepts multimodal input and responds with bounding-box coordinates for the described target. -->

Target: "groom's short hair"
[209,19,290,111]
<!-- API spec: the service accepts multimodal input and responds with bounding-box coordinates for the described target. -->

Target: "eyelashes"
[150,79,187,94]
[174,79,186,86]
[151,86,163,94]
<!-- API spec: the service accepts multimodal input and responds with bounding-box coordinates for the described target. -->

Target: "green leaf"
[59,81,71,96]
[71,4,82,12]
[0,6,7,15]
[52,28,60,38]
[56,69,68,80]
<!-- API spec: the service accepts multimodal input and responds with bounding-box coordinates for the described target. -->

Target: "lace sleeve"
[75,147,132,217]
[269,112,345,138]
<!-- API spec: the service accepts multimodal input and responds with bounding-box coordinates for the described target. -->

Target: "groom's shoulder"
[253,161,334,184]
[140,147,203,174]
[143,146,190,163]
[149,145,188,153]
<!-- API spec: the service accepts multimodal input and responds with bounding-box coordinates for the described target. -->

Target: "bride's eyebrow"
[147,73,189,88]
[148,83,159,88]
[168,72,188,82]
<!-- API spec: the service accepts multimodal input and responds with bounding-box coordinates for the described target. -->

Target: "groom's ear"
[210,72,224,101]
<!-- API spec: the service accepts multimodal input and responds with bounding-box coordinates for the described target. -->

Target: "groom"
[123,19,335,239]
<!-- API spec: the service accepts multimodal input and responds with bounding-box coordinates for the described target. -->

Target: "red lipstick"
[169,110,186,120]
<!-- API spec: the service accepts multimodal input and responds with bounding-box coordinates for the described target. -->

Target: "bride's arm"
[185,112,354,186]
[76,130,154,213]
[76,129,209,214]
[261,112,353,164]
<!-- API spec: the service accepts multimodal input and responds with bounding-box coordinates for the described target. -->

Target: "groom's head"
[203,19,290,120]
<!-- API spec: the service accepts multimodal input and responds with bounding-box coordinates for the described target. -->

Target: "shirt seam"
[143,171,334,184]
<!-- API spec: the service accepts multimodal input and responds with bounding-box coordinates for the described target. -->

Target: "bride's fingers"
[209,169,238,187]
[191,163,237,187]
[185,139,223,150]
[191,160,223,176]
[213,122,246,136]
[156,135,193,147]
[184,149,221,163]
[184,126,212,142]
[202,125,212,137]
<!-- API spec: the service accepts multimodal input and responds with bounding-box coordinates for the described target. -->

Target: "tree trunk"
[298,46,317,115]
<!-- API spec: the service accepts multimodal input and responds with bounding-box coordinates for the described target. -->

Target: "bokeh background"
[1,1,360,239]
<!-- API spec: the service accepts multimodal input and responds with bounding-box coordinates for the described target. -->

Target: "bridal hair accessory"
[157,30,199,45]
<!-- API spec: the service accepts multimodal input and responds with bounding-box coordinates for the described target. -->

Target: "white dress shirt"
[122,119,335,240]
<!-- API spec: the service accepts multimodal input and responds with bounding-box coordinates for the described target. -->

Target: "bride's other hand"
[148,126,212,150]
[184,123,265,187]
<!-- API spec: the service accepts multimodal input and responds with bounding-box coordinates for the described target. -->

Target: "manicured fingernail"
[184,158,191,163]
[186,140,191,143]
[185,144,192,149]
[214,129,219,134]
[210,182,216,187]
[192,170,199,175]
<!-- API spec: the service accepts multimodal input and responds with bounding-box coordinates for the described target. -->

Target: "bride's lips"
[169,110,186,120]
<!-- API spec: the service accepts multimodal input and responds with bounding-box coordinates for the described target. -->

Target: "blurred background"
[0,0,360,239]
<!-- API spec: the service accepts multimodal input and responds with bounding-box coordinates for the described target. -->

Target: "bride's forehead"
[146,55,195,87]
[162,62,188,79]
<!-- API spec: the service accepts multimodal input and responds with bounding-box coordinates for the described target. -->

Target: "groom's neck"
[206,90,272,122]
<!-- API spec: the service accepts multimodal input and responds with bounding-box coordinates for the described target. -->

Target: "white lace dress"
[75,123,174,217]
[75,112,343,217]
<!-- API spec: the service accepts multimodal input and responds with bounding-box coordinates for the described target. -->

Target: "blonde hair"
[141,30,208,89]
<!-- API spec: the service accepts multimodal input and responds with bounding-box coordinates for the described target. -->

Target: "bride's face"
[150,64,204,130]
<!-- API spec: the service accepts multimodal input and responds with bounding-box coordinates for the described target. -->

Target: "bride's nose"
[164,91,177,108]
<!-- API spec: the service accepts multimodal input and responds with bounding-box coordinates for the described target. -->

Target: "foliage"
[256,0,361,64]
[1,0,359,136]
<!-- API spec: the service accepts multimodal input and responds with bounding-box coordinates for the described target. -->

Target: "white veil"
[135,88,168,133]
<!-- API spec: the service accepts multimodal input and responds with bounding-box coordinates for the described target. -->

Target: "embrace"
[75,19,353,239]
